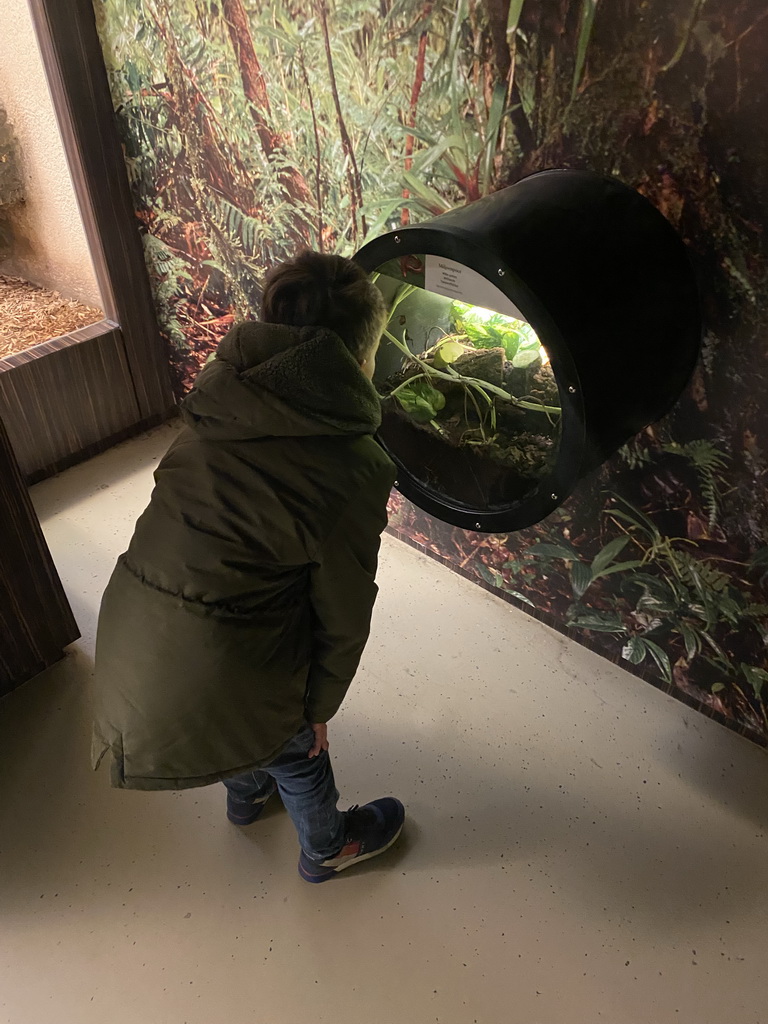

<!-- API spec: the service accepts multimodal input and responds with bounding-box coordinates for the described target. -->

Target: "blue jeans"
[222,725,346,861]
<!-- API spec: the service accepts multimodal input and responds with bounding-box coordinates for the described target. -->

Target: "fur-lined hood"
[181,321,382,441]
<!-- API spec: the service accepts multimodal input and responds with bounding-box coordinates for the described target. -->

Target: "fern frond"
[206,196,265,257]
[664,440,729,528]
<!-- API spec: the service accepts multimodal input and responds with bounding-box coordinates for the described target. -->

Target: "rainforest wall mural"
[93,0,768,744]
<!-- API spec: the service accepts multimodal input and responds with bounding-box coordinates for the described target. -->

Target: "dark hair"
[261,251,387,360]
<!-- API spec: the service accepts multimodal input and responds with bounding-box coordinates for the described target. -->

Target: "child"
[92,251,405,883]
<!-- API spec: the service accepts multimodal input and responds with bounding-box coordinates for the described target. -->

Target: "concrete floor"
[2,423,768,1024]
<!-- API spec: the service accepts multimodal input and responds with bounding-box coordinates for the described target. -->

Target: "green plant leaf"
[480,81,507,192]
[568,610,625,632]
[477,564,504,588]
[361,198,404,238]
[509,591,535,607]
[607,497,661,541]
[571,0,598,101]
[591,537,630,576]
[506,0,525,39]
[433,340,466,368]
[502,559,524,573]
[678,622,701,661]
[711,682,726,694]
[741,664,768,699]
[593,560,645,580]
[642,638,673,684]
[570,560,593,598]
[394,378,446,423]
[526,541,579,562]
[622,636,647,665]
[401,170,453,214]
[409,133,470,176]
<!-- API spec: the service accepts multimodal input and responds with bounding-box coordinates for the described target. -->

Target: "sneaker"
[226,784,277,825]
[298,797,405,883]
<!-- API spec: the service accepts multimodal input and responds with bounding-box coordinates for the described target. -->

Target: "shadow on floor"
[30,421,180,521]
[1,644,765,935]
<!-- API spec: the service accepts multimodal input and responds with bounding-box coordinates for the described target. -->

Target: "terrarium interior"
[372,255,561,511]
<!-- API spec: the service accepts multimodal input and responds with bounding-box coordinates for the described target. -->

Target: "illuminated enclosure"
[354,169,701,533]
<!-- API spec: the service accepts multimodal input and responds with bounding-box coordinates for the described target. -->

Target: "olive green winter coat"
[91,322,395,790]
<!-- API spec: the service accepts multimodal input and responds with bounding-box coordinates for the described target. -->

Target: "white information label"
[424,255,528,322]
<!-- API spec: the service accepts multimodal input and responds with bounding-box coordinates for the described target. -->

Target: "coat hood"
[181,321,382,441]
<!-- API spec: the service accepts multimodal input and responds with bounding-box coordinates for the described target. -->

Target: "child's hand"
[308,723,329,758]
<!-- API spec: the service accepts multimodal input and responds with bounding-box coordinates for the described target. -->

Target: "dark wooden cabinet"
[0,414,79,696]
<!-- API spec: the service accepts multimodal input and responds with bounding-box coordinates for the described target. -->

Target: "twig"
[317,0,366,241]
[460,539,490,569]
[402,2,433,226]
[300,49,324,251]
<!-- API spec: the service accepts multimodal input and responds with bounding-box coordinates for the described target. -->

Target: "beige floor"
[2,424,768,1024]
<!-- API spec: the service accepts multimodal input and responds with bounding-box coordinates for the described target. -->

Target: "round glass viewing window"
[372,254,561,513]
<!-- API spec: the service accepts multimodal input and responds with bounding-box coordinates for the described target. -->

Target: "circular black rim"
[355,226,586,532]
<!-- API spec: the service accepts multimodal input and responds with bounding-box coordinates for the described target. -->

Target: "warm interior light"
[462,303,501,322]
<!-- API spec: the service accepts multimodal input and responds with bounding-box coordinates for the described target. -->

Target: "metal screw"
[497,268,505,277]
[476,522,483,529]
[394,480,399,488]
[568,385,576,394]
[394,235,401,244]
[551,493,558,501]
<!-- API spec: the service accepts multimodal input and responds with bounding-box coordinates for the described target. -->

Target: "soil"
[0,275,103,360]
[380,348,561,508]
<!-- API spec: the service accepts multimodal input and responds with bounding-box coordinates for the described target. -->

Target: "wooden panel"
[27,0,175,421]
[0,415,79,697]
[0,322,142,480]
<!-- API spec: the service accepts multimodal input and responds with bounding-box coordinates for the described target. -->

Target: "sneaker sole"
[299,821,404,883]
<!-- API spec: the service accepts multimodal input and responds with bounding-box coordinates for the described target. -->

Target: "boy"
[91,251,404,883]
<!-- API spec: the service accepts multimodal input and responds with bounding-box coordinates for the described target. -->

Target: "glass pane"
[373,256,561,511]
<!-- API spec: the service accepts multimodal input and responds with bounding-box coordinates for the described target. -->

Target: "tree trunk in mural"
[481,0,535,154]
[220,0,314,230]
[401,1,432,226]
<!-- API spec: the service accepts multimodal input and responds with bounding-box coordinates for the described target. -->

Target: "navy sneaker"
[298,797,405,883]
[226,784,277,825]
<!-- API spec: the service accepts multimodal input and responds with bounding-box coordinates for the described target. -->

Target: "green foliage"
[621,635,672,684]
[207,196,267,259]
[566,609,624,632]
[741,665,768,699]
[142,233,192,348]
[392,376,446,423]
[664,439,729,527]
[451,301,540,363]
[572,0,598,100]
[618,439,653,470]
[382,283,559,447]
[431,339,467,369]
[526,536,643,600]
[523,493,768,716]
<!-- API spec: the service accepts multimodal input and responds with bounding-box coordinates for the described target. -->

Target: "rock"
[453,346,505,386]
